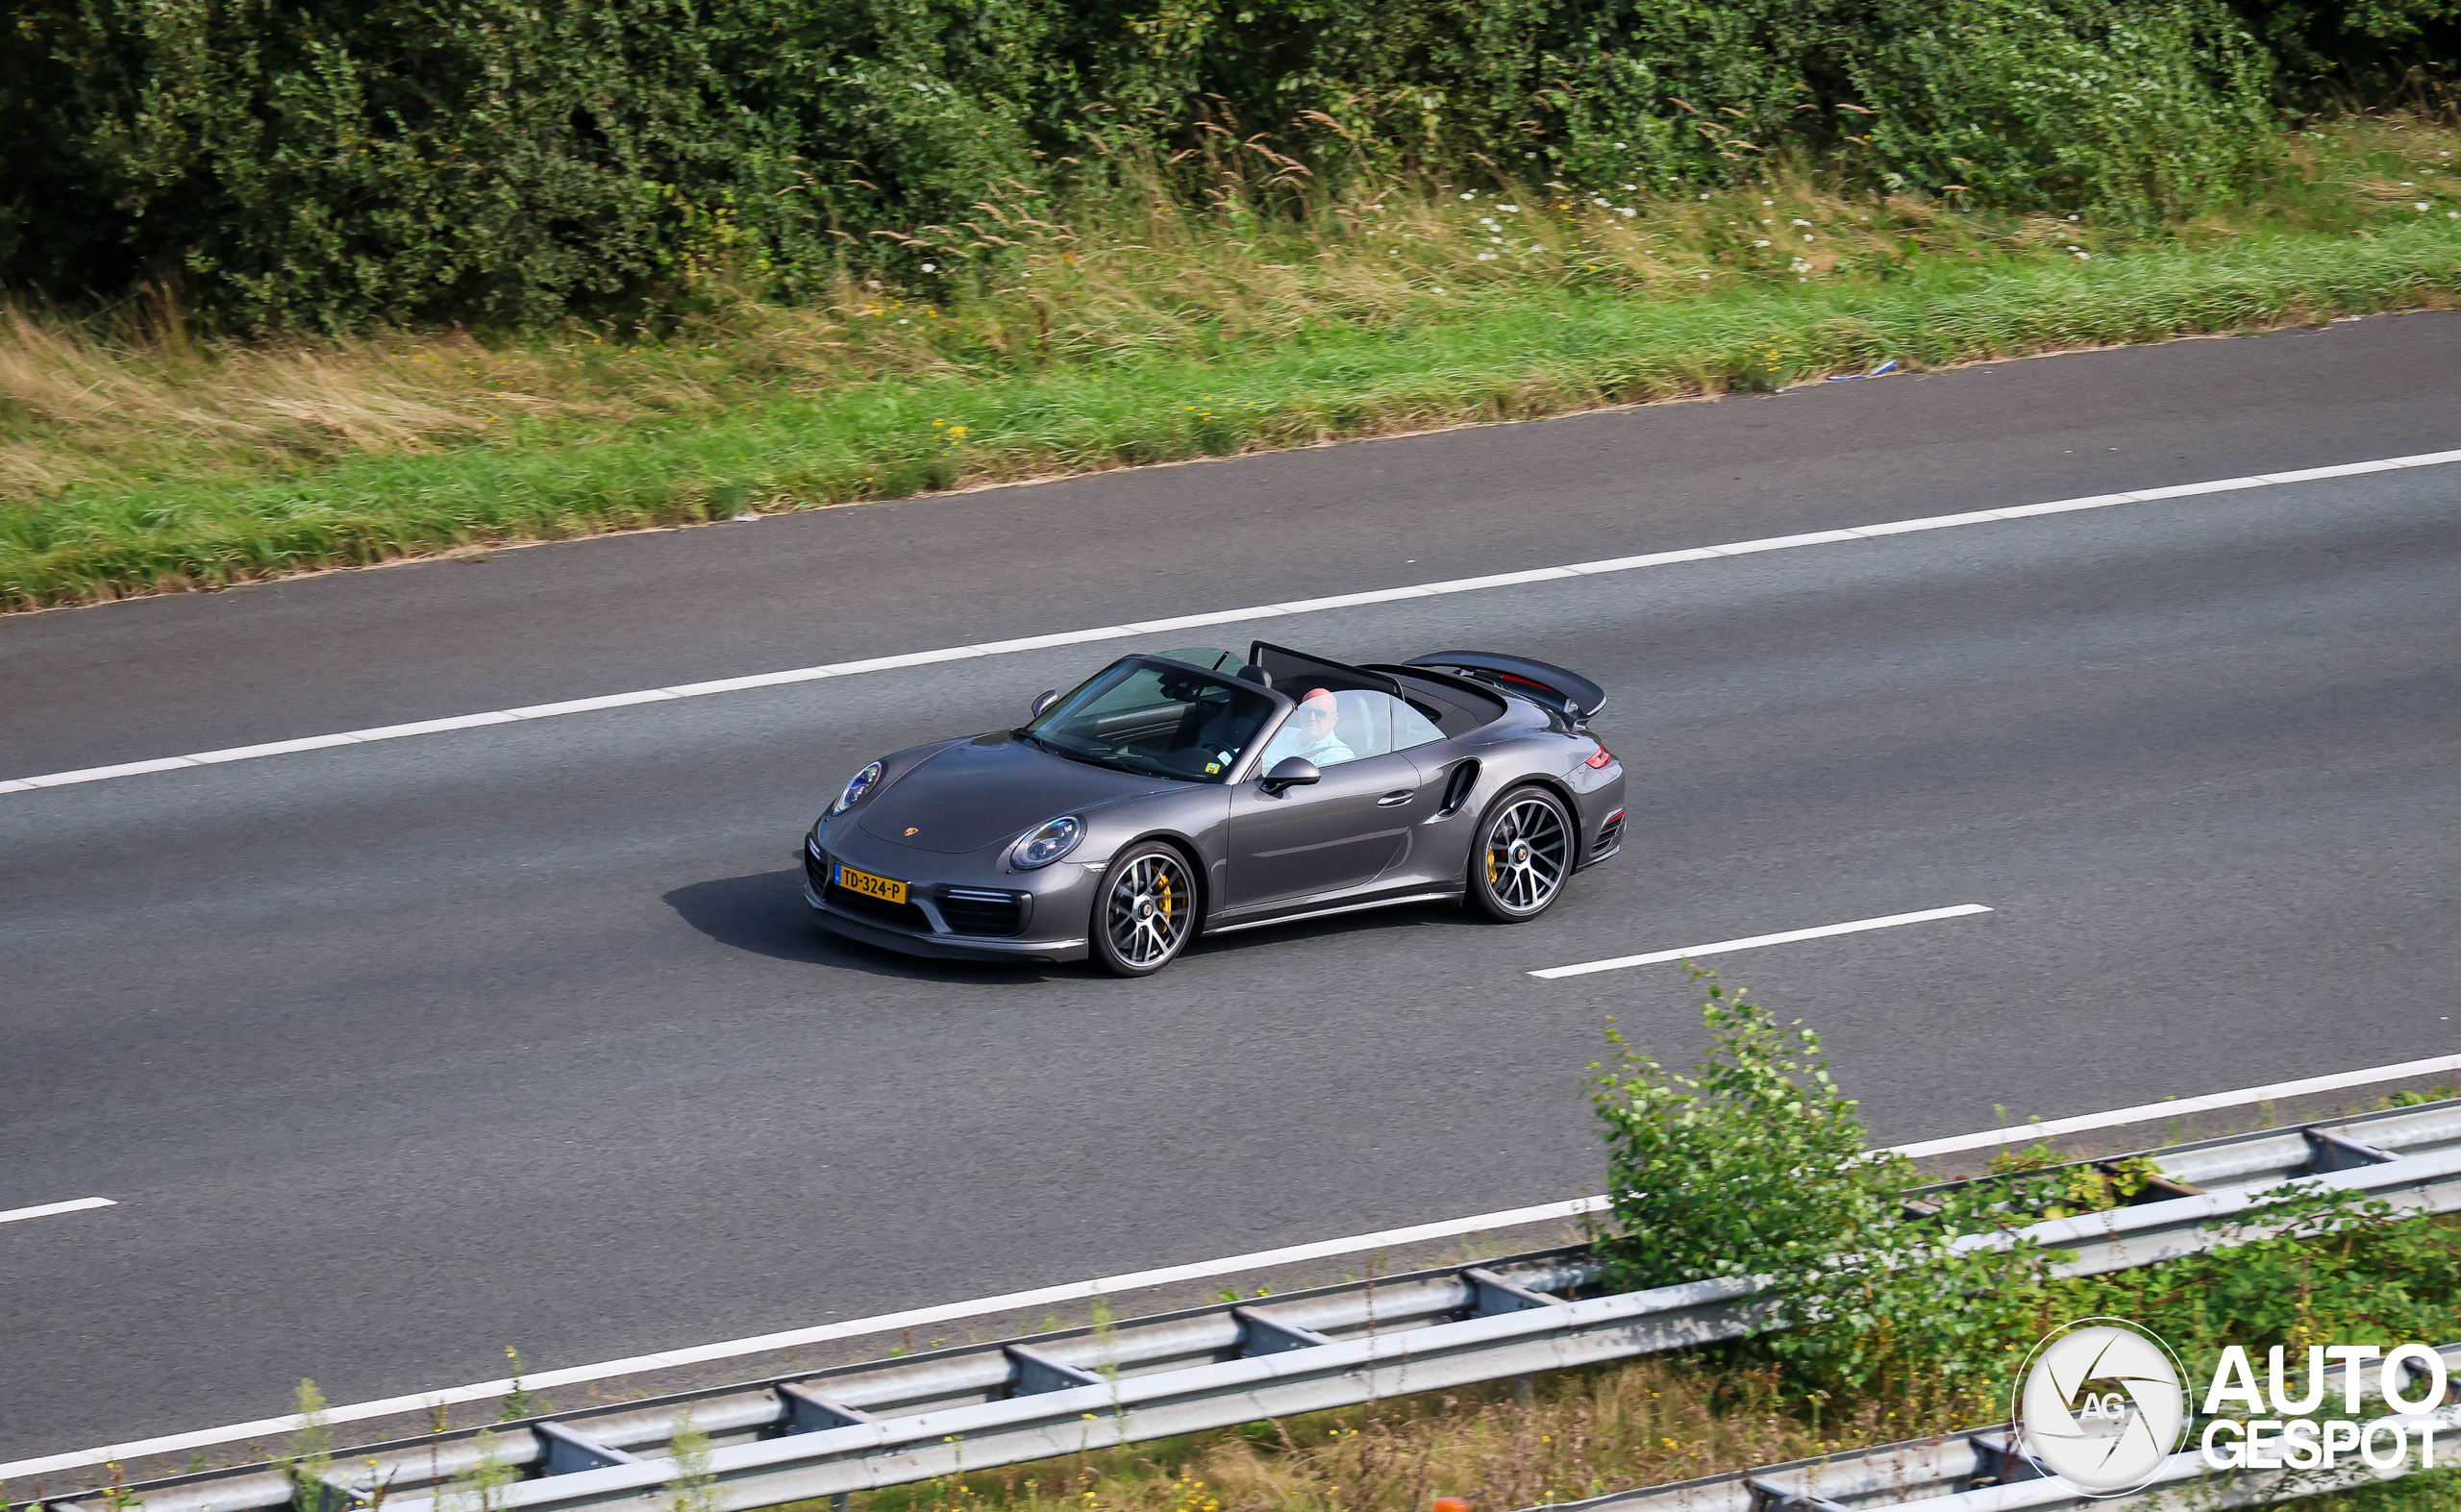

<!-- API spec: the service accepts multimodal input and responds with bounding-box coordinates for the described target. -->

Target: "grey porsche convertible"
[803,641,1626,976]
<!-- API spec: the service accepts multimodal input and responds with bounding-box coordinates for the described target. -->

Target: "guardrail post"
[533,1423,643,1476]
[1744,1476,1851,1512]
[1006,1345,1105,1396]
[779,1384,878,1434]
[2305,1128,2399,1173]
[1966,1429,2044,1488]
[1465,1268,1563,1316]
[1232,1307,1337,1356]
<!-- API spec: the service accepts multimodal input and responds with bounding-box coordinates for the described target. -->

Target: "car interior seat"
[1330,689,1389,759]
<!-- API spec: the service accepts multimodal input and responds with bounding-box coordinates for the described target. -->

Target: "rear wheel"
[1091,842,1198,976]
[1466,786,1573,922]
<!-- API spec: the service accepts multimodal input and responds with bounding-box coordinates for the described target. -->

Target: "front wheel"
[1466,786,1574,922]
[1091,842,1199,977]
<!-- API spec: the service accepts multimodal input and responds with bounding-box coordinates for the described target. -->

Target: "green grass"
[7,116,2460,610]
[13,220,2461,610]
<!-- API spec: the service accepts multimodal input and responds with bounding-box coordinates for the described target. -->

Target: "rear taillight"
[1585,741,1614,769]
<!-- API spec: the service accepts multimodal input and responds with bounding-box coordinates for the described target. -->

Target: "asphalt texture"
[4,313,2459,1462]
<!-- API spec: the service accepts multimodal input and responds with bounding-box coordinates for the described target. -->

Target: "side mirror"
[1261,756,1320,794]
[1029,689,1061,719]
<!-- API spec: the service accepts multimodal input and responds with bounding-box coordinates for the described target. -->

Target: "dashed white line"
[0,1196,115,1226]
[1529,904,1995,979]
[7,447,2458,798]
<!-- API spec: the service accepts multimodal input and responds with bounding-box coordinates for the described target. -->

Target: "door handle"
[1376,789,1416,806]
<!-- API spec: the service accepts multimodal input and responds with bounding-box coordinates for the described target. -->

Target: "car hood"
[856,732,1176,854]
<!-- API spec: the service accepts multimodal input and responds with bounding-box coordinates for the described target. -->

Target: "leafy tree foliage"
[0,0,2448,326]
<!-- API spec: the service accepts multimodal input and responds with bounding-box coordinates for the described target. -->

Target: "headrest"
[1236,664,1273,688]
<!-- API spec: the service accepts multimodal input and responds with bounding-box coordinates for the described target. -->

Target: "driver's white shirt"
[1270,728,1355,769]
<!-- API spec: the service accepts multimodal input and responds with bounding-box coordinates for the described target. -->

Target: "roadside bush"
[4,0,2446,327]
[1591,970,2461,1417]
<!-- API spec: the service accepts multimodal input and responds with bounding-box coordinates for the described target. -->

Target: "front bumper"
[802,833,1091,964]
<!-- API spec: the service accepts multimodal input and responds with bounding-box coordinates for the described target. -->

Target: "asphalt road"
[4,314,2459,1461]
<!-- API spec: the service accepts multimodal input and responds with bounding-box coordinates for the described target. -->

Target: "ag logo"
[2013,1318,2189,1496]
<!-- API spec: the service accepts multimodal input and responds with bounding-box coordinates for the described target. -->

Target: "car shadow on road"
[662,868,1072,983]
[1182,900,1467,958]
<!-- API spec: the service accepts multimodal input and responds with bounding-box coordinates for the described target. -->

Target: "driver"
[1276,687,1355,768]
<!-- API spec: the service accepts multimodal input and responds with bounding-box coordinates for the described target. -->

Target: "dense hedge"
[2,0,2453,328]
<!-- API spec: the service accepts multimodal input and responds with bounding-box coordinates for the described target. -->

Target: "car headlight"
[831,760,884,814]
[1011,815,1085,869]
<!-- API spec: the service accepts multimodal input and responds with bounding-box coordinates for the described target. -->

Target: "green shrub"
[1591,970,2461,1417]
[3,0,2447,327]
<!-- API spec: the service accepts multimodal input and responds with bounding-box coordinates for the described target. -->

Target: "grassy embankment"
[4,118,2458,612]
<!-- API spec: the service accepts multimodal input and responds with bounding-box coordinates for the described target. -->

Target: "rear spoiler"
[1403,651,1607,720]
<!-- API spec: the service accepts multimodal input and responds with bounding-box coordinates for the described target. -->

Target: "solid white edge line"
[17,1044,2461,1478]
[1887,1053,2461,1161]
[1528,904,1995,979]
[8,446,2456,796]
[0,1195,1610,1479]
[0,1196,115,1226]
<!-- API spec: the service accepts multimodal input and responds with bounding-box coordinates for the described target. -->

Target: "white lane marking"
[0,1194,1610,1478]
[1529,904,1995,979]
[0,1196,115,1226]
[12,1046,2460,1478]
[8,446,2459,799]
[1889,1053,2461,1160]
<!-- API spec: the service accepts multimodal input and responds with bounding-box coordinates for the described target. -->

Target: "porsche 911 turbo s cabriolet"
[803,641,1626,976]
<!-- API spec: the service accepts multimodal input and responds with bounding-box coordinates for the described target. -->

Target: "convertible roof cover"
[1248,641,1403,699]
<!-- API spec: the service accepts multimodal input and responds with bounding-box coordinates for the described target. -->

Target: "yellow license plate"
[833,863,907,905]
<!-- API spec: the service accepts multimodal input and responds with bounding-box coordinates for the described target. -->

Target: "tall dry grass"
[4,116,2457,607]
[845,1354,1966,1512]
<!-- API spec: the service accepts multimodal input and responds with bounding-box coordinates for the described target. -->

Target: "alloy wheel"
[1105,851,1192,969]
[1482,793,1569,914]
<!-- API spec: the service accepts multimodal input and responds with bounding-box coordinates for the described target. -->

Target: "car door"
[1223,748,1433,910]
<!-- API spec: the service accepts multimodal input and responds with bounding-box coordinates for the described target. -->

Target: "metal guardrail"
[40,1100,2461,1512]
[1532,1348,2461,1512]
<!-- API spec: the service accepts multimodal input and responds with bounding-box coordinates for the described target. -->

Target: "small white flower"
[919,262,935,272]
[1620,207,1636,217]
[1623,184,1637,190]
[1792,217,1811,226]
[1615,141,1628,148]
[1431,286,1446,294]
[898,317,909,323]
[1699,192,1711,201]
[2067,214,2079,221]
[1499,204,1519,212]
[2419,202,2433,211]
[1753,237,1771,247]
[1762,198,1774,206]
[1480,216,1497,225]
[1489,235,1504,243]
[2073,250,2090,260]
[1460,192,1475,200]
[1802,234,1813,241]
[2401,181,2415,186]
[2450,211,2460,219]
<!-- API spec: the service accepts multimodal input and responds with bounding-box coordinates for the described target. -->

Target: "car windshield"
[1022,659,1278,781]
